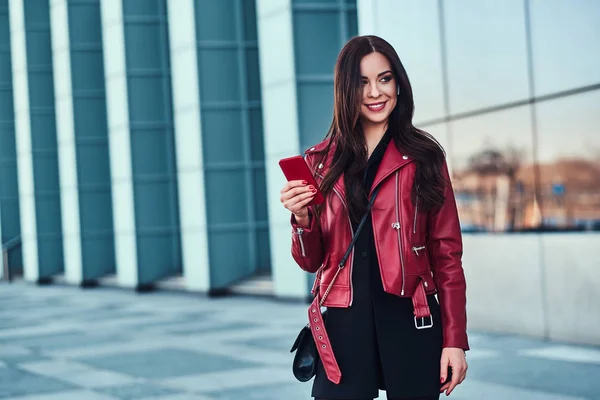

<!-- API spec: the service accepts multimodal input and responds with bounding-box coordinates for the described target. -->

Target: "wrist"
[293,212,309,227]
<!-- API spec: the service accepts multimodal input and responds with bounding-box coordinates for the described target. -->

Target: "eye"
[380,75,393,83]
[361,80,368,86]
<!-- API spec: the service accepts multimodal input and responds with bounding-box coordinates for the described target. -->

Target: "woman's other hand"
[280,180,317,227]
[440,347,468,396]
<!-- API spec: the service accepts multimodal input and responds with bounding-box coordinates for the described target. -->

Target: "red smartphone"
[278,155,325,206]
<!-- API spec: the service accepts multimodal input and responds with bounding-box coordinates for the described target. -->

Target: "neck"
[362,120,388,153]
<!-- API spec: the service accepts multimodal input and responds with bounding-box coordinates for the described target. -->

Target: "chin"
[363,114,391,126]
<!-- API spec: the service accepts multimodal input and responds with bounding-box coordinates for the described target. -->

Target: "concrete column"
[10,0,63,282]
[256,0,307,298]
[166,0,210,291]
[51,0,115,285]
[100,0,137,287]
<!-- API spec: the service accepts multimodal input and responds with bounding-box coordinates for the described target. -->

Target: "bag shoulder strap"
[320,186,380,306]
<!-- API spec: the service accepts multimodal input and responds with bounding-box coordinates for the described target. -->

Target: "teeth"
[367,103,385,110]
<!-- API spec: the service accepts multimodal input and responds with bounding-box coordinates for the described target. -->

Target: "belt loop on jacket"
[412,278,433,329]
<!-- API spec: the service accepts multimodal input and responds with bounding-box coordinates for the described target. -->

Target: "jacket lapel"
[309,138,413,200]
[369,140,413,196]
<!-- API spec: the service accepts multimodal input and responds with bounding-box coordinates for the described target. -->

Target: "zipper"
[331,185,356,306]
[412,245,426,255]
[413,184,420,234]
[394,171,406,296]
[316,171,356,306]
[296,227,306,257]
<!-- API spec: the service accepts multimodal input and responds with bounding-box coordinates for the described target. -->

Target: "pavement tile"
[94,383,182,399]
[160,366,295,393]
[0,367,76,398]
[450,379,588,400]
[77,349,260,379]
[1,282,599,400]
[466,352,600,398]
[519,344,600,364]
[0,389,119,400]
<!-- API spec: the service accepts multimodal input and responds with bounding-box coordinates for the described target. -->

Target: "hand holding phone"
[279,156,324,225]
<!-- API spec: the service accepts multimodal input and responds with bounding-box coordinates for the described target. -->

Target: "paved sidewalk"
[0,282,599,400]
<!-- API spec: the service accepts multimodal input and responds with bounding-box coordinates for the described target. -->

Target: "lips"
[365,101,387,112]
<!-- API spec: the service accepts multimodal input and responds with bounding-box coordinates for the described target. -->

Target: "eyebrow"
[361,70,393,79]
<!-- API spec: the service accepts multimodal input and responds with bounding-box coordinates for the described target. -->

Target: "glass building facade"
[0,0,598,343]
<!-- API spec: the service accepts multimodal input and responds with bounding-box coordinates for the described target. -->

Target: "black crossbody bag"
[290,187,380,382]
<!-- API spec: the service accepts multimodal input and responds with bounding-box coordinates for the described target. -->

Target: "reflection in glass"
[450,106,537,233]
[535,90,600,231]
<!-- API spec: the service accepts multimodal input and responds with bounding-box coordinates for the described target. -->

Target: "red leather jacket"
[291,138,469,351]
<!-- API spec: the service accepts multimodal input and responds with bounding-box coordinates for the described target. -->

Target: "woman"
[280,35,468,400]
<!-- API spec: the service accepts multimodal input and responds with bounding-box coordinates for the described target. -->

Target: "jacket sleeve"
[427,160,469,350]
[291,209,324,273]
[290,152,325,273]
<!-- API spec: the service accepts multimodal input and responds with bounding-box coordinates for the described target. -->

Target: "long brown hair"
[316,35,446,222]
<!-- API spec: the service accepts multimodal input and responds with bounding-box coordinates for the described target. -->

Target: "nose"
[367,82,380,98]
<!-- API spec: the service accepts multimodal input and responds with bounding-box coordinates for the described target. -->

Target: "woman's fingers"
[283,190,315,214]
[280,180,308,195]
[280,182,315,204]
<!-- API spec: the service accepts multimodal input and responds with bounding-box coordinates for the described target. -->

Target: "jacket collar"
[305,137,414,198]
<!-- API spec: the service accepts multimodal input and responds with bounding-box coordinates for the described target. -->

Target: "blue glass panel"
[293,12,340,75]
[347,10,357,36]
[130,129,172,175]
[297,82,334,148]
[30,113,58,150]
[133,180,178,229]
[137,235,180,283]
[32,152,60,193]
[27,70,55,108]
[0,162,18,195]
[204,170,248,225]
[81,236,115,277]
[253,168,268,222]
[36,235,64,276]
[293,0,337,4]
[79,190,115,233]
[77,142,112,185]
[23,30,53,67]
[35,197,63,236]
[124,23,164,70]
[242,0,258,41]
[201,110,243,164]
[71,51,105,92]
[0,125,16,158]
[123,0,162,17]
[249,108,264,161]
[194,0,237,42]
[256,228,271,271]
[197,49,241,103]
[245,48,261,101]
[208,231,251,288]
[128,75,169,122]
[0,92,15,120]
[1,199,21,240]
[24,0,50,24]
[73,98,108,139]
[68,2,102,45]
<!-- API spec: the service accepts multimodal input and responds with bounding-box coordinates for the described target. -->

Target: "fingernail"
[441,377,445,383]
[309,185,315,191]
[302,180,308,185]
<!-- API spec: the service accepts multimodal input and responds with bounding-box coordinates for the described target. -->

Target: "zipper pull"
[391,222,401,230]
[412,245,426,255]
[296,227,304,235]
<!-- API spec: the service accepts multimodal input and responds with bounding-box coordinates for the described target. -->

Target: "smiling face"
[359,52,397,130]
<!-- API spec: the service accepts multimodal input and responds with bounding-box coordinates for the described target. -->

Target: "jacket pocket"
[411,244,430,273]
